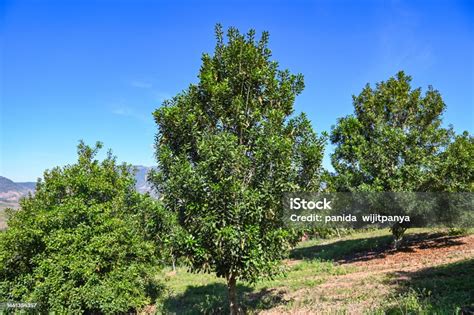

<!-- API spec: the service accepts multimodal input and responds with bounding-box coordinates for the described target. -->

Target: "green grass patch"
[158,259,352,314]
[382,259,474,314]
[291,228,394,261]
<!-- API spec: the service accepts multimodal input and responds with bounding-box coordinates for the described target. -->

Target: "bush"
[0,142,168,313]
[447,227,469,236]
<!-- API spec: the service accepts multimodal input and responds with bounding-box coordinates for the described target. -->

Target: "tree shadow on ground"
[290,232,466,263]
[162,283,289,315]
[385,259,474,314]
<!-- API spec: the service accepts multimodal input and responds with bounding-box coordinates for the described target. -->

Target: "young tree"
[330,71,453,247]
[152,25,325,313]
[0,142,169,313]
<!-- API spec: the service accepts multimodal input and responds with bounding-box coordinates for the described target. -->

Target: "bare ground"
[260,233,474,314]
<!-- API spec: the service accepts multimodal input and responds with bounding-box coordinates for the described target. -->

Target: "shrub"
[0,142,167,313]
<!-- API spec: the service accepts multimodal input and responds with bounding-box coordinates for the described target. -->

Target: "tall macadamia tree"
[330,72,457,247]
[152,25,325,313]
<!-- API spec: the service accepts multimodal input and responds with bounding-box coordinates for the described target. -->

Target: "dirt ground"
[261,233,474,314]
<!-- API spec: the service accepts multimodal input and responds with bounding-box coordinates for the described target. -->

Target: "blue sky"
[1,0,473,182]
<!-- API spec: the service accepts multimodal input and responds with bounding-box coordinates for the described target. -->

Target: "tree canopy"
[330,71,453,193]
[435,131,474,192]
[330,71,473,246]
[0,142,170,313]
[151,25,325,313]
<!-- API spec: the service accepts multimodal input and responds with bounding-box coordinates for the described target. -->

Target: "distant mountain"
[0,177,36,229]
[0,176,36,209]
[132,165,158,196]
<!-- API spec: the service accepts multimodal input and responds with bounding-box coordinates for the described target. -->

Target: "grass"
[158,259,353,314]
[155,228,473,314]
[382,259,474,314]
[291,228,394,261]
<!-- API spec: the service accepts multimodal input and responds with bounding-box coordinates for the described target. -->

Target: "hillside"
[134,165,158,196]
[0,176,36,209]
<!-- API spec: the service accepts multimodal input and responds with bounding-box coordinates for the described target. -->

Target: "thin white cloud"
[112,106,149,122]
[130,80,153,89]
[112,107,132,116]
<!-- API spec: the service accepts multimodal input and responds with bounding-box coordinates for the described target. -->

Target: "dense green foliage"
[330,71,453,192]
[0,142,170,313]
[152,25,325,313]
[435,131,474,192]
[330,72,473,245]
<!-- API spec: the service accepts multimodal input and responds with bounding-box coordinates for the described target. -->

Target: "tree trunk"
[391,223,407,250]
[227,274,239,315]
